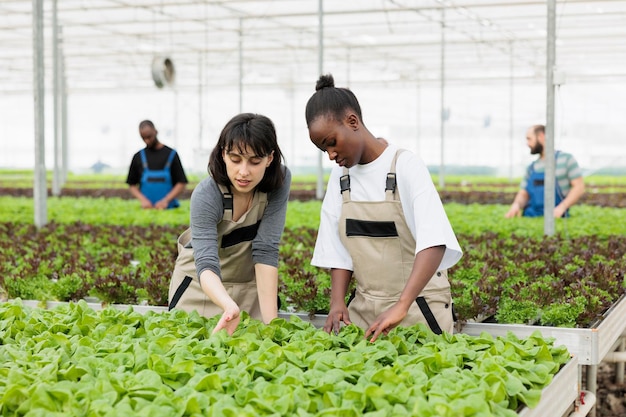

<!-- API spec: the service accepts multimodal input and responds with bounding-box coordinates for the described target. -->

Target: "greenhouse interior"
[1,1,625,416]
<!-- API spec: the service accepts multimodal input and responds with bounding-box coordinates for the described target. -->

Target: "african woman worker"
[305,74,462,342]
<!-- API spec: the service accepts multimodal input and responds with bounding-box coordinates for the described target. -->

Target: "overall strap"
[217,183,233,221]
[139,149,148,169]
[165,149,177,168]
[340,149,407,203]
[340,167,351,203]
[385,149,406,201]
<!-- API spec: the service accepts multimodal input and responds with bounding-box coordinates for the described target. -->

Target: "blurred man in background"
[126,120,188,209]
[505,124,584,218]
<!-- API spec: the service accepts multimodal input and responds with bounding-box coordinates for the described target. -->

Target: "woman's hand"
[323,269,354,335]
[323,302,351,335]
[212,302,241,335]
[364,303,407,343]
[199,271,241,335]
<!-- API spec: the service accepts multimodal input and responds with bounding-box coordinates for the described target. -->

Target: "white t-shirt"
[311,144,462,271]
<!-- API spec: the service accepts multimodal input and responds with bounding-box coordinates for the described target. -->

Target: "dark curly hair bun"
[315,73,335,91]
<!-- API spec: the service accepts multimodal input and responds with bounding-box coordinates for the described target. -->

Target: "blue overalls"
[139,149,179,209]
[523,151,568,217]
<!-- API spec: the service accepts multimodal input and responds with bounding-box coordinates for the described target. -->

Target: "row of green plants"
[278,227,626,328]
[0,300,570,416]
[0,196,624,328]
[2,196,626,237]
[450,232,625,327]
[0,172,320,192]
[1,169,624,191]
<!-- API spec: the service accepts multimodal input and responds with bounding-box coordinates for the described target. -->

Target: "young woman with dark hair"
[169,113,291,335]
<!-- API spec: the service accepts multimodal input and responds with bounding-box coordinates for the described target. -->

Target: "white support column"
[238,18,243,114]
[439,7,446,189]
[52,0,62,196]
[61,54,68,183]
[315,0,325,200]
[544,0,557,236]
[509,41,515,182]
[33,0,47,228]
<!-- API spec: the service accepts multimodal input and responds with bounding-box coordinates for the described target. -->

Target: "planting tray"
[15,302,584,416]
[28,300,626,366]
[458,294,626,365]
[517,355,579,417]
[278,311,328,327]
[280,312,582,417]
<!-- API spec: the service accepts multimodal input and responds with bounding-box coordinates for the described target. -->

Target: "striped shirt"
[520,151,582,196]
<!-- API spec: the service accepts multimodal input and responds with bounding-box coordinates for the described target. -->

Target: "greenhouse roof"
[1,0,626,94]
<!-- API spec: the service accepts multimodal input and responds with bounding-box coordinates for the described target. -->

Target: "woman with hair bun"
[305,74,462,342]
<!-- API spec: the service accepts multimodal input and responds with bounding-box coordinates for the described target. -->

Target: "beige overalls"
[168,184,268,320]
[339,150,454,334]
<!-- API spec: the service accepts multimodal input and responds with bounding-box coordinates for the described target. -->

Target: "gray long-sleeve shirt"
[189,166,291,279]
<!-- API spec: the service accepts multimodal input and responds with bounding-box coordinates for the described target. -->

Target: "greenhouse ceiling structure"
[2,0,626,94]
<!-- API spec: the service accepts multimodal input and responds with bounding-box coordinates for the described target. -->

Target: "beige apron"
[338,150,453,334]
[168,185,268,320]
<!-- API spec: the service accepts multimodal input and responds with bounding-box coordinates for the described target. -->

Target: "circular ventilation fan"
[151,56,175,88]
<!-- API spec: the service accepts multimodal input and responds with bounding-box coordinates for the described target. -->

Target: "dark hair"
[208,113,285,193]
[533,124,545,136]
[139,120,155,130]
[304,73,363,127]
